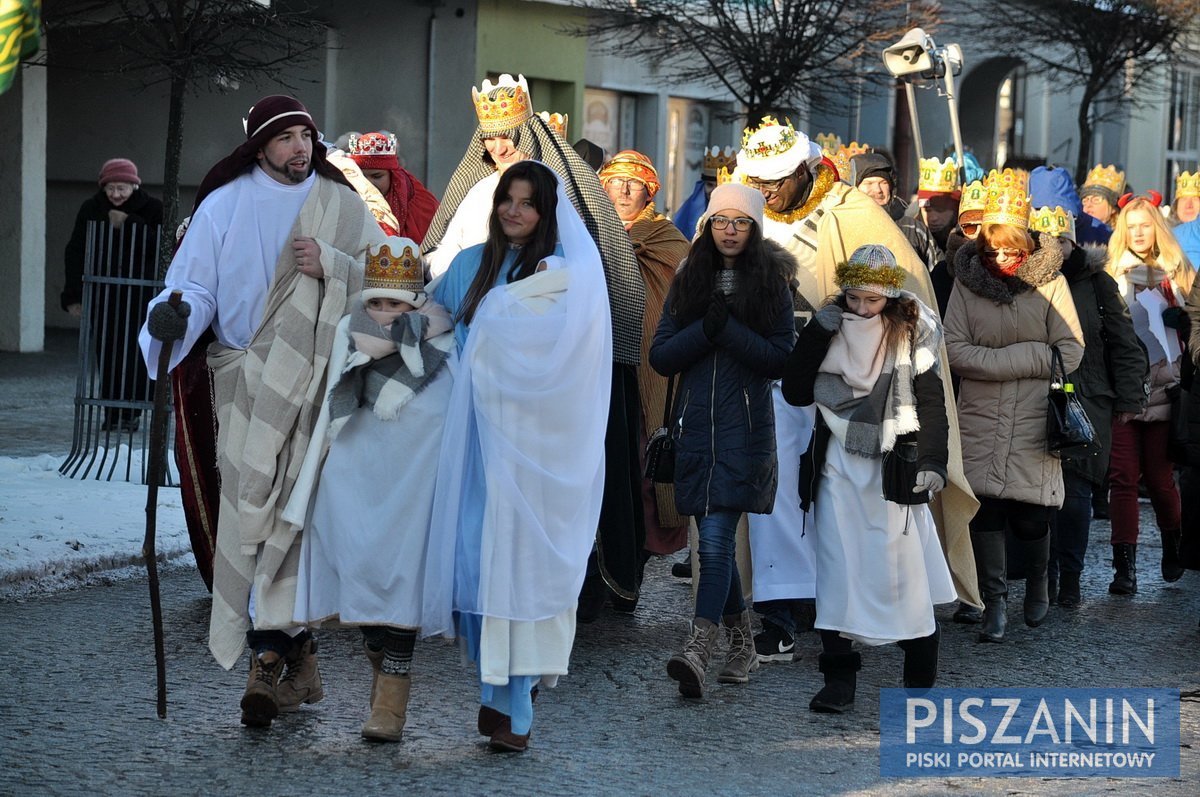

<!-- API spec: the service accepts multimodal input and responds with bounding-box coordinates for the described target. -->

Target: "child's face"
[365,296,415,324]
[844,289,888,319]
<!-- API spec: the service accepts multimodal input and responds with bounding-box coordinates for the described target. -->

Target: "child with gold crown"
[285,236,456,744]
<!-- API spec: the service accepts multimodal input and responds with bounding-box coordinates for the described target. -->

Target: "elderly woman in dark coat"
[650,183,795,700]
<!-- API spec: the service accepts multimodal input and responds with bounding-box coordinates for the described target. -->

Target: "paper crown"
[741,116,799,159]
[365,239,423,295]
[1030,206,1076,241]
[716,165,737,186]
[1176,171,1200,199]
[1082,163,1125,194]
[815,133,842,153]
[703,145,736,177]
[918,156,960,196]
[348,132,396,158]
[538,111,568,139]
[829,141,871,184]
[982,168,1030,228]
[959,180,987,214]
[472,74,532,134]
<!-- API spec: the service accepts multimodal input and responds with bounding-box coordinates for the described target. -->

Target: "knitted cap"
[835,244,905,298]
[704,183,765,226]
[98,158,140,187]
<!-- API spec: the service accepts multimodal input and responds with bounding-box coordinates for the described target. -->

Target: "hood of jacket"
[953,236,1063,304]
[1060,242,1108,282]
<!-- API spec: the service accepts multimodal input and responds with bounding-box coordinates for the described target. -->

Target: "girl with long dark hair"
[649,183,795,699]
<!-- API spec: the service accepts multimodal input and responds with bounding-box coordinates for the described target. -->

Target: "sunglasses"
[711,215,755,231]
[960,222,981,236]
[982,247,1023,260]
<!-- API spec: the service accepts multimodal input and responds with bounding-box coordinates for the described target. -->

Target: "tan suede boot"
[666,618,718,698]
[240,651,285,728]
[275,636,325,712]
[361,671,412,742]
[717,610,759,684]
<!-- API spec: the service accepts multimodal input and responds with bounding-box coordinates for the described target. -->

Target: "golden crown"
[472,74,532,134]
[537,111,568,139]
[703,145,736,177]
[1030,206,1075,239]
[716,165,737,186]
[1082,163,1125,194]
[365,242,423,293]
[740,116,798,159]
[1176,170,1200,199]
[830,141,871,183]
[918,156,959,194]
[815,133,842,153]
[348,132,396,158]
[959,180,987,213]
[982,168,1030,228]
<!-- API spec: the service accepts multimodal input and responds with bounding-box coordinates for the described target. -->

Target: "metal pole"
[943,60,967,183]
[904,80,924,161]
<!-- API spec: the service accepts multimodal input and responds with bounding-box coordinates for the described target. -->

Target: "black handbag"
[882,440,929,505]
[1046,345,1098,455]
[644,375,677,484]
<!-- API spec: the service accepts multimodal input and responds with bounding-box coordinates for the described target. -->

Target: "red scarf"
[351,154,439,241]
[983,250,1027,278]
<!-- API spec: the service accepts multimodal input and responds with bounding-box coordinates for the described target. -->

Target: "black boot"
[952,602,982,624]
[1017,531,1050,628]
[1109,543,1138,595]
[972,530,1007,643]
[1057,570,1082,609]
[898,625,940,689]
[1161,529,1184,583]
[810,651,861,713]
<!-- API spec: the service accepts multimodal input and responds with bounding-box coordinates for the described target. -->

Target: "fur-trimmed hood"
[953,237,1063,304]
[1059,242,1109,282]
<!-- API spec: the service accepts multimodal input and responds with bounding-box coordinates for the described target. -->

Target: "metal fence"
[60,219,175,484]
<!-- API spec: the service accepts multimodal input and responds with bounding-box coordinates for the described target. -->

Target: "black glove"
[1162,305,1188,332]
[147,299,191,342]
[702,294,730,341]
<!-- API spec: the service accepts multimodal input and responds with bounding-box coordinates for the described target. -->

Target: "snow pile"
[0,453,193,596]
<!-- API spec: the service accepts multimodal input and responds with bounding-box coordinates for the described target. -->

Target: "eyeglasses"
[605,177,646,194]
[982,247,1023,260]
[745,175,788,192]
[710,215,755,231]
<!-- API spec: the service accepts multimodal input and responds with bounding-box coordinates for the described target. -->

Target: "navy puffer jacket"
[649,250,796,516]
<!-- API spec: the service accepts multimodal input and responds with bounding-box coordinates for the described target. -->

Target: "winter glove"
[702,293,730,341]
[813,303,844,332]
[913,470,946,495]
[147,299,191,342]
[1162,305,1189,332]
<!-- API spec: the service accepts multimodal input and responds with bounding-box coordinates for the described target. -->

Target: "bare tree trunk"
[1074,90,1096,186]
[158,71,187,277]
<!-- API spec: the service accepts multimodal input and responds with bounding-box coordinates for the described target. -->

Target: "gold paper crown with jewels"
[815,133,842,153]
[830,141,871,183]
[703,146,736,177]
[472,74,532,134]
[1082,163,1125,194]
[918,156,960,195]
[1176,171,1200,199]
[959,180,987,214]
[1030,206,1076,239]
[347,132,396,157]
[741,116,798,158]
[716,165,738,186]
[982,168,1030,228]
[538,111,568,139]
[365,241,423,293]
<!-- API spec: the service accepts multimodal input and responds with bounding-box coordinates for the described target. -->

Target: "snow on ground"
[0,452,193,597]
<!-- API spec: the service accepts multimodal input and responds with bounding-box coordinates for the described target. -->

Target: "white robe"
[425,172,500,278]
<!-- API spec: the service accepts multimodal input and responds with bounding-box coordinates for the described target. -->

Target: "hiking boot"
[810,651,861,713]
[361,670,411,743]
[240,650,285,728]
[276,636,324,712]
[666,618,718,698]
[717,610,759,684]
[753,620,795,663]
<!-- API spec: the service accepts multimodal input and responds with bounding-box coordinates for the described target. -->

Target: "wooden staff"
[144,289,183,718]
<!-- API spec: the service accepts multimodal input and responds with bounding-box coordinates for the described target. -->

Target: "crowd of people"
[83,74,1199,752]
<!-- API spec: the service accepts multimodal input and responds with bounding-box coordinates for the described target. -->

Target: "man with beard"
[139,95,384,729]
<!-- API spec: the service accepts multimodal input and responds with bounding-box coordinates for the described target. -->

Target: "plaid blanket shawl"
[208,176,379,670]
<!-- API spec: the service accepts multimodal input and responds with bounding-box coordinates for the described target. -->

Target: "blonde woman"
[1104,195,1193,595]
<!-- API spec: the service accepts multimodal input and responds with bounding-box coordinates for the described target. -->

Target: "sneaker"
[753,621,795,663]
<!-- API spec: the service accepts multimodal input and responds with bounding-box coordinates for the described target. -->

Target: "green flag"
[0,0,41,95]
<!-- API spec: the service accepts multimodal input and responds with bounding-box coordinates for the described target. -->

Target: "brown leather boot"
[275,636,325,712]
[240,651,285,728]
[361,671,412,743]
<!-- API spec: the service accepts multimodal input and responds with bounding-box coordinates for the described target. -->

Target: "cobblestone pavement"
[2,517,1199,797]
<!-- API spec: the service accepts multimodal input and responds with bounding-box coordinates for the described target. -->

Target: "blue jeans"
[1051,471,1093,578]
[695,510,745,623]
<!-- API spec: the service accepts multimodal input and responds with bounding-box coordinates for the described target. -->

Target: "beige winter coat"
[945,241,1085,508]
